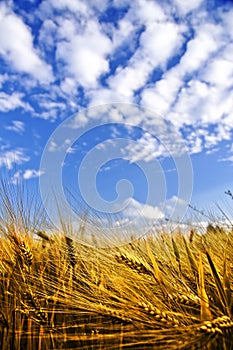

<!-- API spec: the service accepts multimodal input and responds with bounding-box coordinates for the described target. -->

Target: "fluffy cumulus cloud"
[178,23,221,74]
[121,195,189,223]
[56,19,112,88]
[0,3,53,83]
[123,198,164,220]
[141,68,182,115]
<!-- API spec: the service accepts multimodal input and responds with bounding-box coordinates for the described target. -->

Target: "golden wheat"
[0,179,232,349]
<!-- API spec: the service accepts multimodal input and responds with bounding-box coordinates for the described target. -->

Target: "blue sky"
[0,0,233,232]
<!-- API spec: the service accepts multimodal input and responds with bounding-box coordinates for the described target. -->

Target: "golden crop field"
[0,181,232,350]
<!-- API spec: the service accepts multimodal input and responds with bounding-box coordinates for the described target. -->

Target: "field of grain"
[0,182,232,349]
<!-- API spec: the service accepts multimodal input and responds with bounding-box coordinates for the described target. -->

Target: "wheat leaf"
[205,249,231,316]
[198,252,212,322]
[146,241,166,294]
[183,236,198,279]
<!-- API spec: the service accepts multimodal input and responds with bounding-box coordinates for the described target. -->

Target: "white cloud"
[48,0,109,13]
[35,110,59,121]
[10,170,21,184]
[56,16,77,40]
[38,100,66,111]
[219,155,233,163]
[38,19,57,51]
[206,148,219,155]
[141,68,182,115]
[110,0,167,52]
[108,20,185,98]
[173,0,204,15]
[11,168,44,184]
[111,18,136,50]
[140,19,232,138]
[170,80,210,126]
[218,142,233,163]
[123,132,163,162]
[137,0,166,23]
[56,20,112,88]
[203,58,233,87]
[49,0,90,15]
[47,138,74,153]
[87,86,132,106]
[186,132,203,154]
[67,111,88,129]
[169,79,233,128]
[0,0,232,160]
[48,139,57,152]
[140,21,185,68]
[140,20,226,123]
[220,7,233,40]
[141,18,231,130]
[5,120,25,134]
[60,77,77,95]
[178,23,221,74]
[31,89,69,120]
[108,61,151,98]
[0,4,53,83]
[123,198,164,220]
[0,73,8,88]
[216,123,232,141]
[162,195,189,221]
[113,0,130,8]
[0,92,32,112]
[23,169,44,179]
[0,148,29,169]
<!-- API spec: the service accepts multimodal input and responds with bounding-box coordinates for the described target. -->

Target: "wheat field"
[0,181,233,349]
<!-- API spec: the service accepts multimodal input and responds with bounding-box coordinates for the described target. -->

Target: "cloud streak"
[5,120,25,134]
[0,148,29,169]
